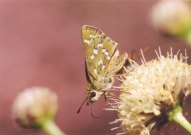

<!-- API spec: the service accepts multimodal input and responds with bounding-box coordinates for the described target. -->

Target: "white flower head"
[12,87,58,128]
[109,48,191,135]
[150,0,191,37]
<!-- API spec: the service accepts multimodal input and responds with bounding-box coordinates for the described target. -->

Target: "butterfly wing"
[106,51,128,75]
[82,25,118,83]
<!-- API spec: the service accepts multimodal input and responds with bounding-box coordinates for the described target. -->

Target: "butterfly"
[77,25,129,114]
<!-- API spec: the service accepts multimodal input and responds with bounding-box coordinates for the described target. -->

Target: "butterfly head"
[87,87,103,103]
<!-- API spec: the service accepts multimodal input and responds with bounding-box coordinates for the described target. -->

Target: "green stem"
[182,30,191,45]
[168,105,191,134]
[42,120,66,135]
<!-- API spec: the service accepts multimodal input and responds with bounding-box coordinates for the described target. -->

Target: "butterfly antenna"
[90,103,100,118]
[77,97,88,114]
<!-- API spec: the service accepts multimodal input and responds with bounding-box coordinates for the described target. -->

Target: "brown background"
[0,0,191,135]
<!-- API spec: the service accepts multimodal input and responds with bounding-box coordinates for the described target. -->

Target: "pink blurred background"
[0,1,191,135]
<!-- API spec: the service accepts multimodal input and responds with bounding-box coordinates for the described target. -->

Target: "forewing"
[82,25,118,80]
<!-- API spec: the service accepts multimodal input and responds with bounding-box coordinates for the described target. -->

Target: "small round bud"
[150,0,191,37]
[12,87,58,129]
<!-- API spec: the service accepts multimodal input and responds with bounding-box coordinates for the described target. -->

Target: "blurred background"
[0,0,191,135]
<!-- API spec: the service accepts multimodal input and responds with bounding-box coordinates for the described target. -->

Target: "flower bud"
[150,0,191,37]
[12,87,58,129]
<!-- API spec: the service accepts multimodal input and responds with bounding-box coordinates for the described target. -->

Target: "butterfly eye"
[90,91,96,98]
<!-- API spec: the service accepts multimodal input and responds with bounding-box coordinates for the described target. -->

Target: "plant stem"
[183,30,191,45]
[42,120,66,135]
[168,105,191,134]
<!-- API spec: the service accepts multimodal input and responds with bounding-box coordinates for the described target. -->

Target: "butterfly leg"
[103,91,109,103]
